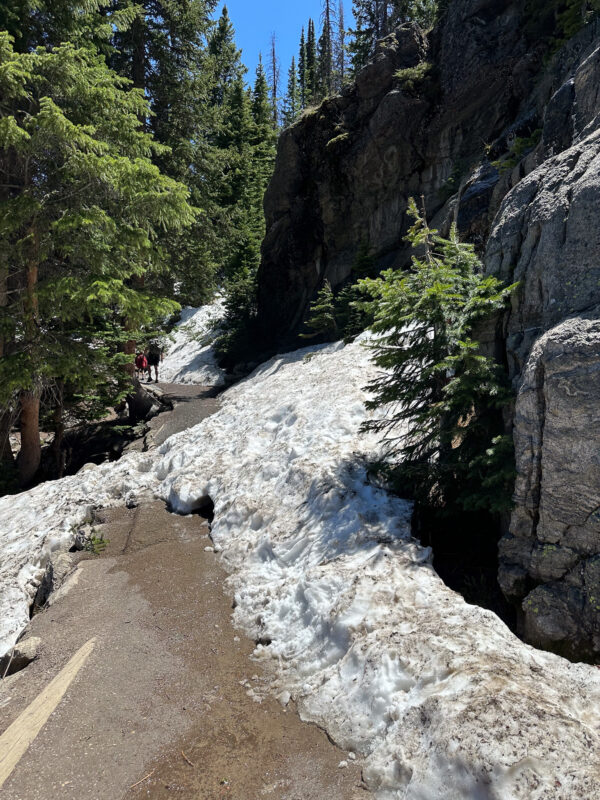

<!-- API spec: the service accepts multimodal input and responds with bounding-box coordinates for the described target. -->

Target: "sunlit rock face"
[485,39,600,659]
[257,0,600,658]
[257,0,537,346]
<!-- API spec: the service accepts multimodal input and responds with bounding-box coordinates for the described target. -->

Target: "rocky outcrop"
[126,380,173,423]
[499,316,600,659]
[256,0,600,658]
[485,128,600,379]
[257,0,544,344]
[0,636,42,677]
[486,39,600,658]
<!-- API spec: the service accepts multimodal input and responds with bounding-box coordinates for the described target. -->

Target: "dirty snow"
[159,300,225,386]
[1,336,600,799]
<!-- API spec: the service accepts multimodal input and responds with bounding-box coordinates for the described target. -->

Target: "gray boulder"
[498,316,600,659]
[486,128,600,379]
[1,636,42,676]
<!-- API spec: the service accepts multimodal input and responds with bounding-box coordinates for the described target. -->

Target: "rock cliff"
[258,0,543,342]
[256,0,600,658]
[486,33,600,659]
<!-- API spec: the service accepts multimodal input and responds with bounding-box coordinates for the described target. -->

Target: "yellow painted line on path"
[0,637,96,788]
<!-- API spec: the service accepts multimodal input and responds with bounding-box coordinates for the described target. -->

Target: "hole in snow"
[190,495,215,522]
[255,636,272,647]
[414,506,516,632]
[168,495,214,523]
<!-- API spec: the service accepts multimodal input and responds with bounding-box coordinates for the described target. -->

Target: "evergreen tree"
[350,0,378,73]
[216,56,277,365]
[361,198,516,513]
[334,242,378,342]
[1,0,140,55]
[298,27,307,107]
[334,0,348,91]
[335,284,374,342]
[268,33,281,128]
[253,54,273,129]
[221,75,254,152]
[0,31,194,485]
[111,1,220,304]
[390,0,438,28]
[178,4,248,300]
[317,0,335,98]
[208,5,244,106]
[300,281,338,339]
[283,56,302,126]
[249,57,277,248]
[306,18,318,104]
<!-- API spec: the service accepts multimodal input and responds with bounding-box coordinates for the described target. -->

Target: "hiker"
[147,340,163,383]
[134,351,148,380]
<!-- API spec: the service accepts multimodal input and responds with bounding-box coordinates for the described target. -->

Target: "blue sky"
[217,1,353,81]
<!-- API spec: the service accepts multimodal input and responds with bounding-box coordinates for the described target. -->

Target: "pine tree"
[349,0,377,73]
[216,55,277,365]
[317,0,335,98]
[306,18,318,104]
[300,281,338,340]
[249,58,277,246]
[390,1,438,28]
[252,54,273,129]
[361,198,516,513]
[334,242,378,342]
[334,0,348,91]
[177,4,247,301]
[209,5,244,106]
[110,1,220,305]
[0,32,195,485]
[298,27,307,107]
[1,0,140,55]
[283,56,302,127]
[268,33,281,128]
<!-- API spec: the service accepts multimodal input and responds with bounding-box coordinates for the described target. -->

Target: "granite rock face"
[485,41,600,655]
[499,317,600,659]
[485,128,600,379]
[256,0,600,658]
[257,0,539,344]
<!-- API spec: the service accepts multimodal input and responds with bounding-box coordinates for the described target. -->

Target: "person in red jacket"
[134,352,148,380]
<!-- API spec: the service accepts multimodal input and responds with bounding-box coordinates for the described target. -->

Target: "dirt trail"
[0,387,368,800]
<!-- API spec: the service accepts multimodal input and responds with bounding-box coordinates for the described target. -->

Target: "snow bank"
[1,336,599,799]
[0,454,158,658]
[160,300,225,386]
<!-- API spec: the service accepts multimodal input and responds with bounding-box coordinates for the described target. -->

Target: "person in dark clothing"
[146,340,163,383]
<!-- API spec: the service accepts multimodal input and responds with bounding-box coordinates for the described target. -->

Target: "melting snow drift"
[160,300,225,386]
[1,334,600,799]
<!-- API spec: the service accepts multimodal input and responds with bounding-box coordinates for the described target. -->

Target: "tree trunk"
[18,390,41,485]
[0,258,14,469]
[131,12,147,128]
[18,223,41,486]
[0,411,14,468]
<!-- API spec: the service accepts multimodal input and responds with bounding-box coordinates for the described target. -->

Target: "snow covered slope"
[1,336,599,799]
[159,300,225,386]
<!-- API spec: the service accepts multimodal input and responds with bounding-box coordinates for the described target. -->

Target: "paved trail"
[0,387,367,800]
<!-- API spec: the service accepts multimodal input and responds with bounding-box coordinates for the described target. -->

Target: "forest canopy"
[0,0,439,490]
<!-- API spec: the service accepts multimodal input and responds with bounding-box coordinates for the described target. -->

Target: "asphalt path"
[0,386,368,800]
